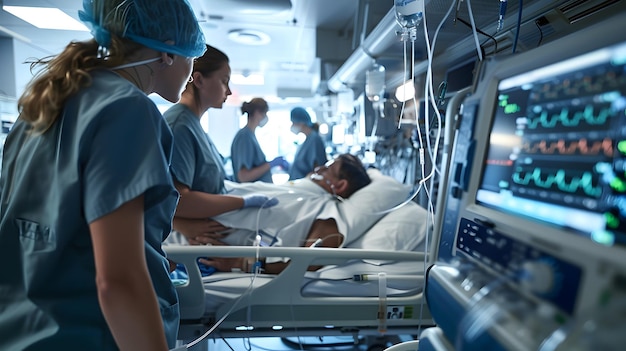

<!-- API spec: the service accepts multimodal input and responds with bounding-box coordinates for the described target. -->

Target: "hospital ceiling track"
[326,0,606,96]
[326,0,497,95]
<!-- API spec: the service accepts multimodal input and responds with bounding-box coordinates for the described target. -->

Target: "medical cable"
[390,0,447,220]
[414,0,450,322]
[466,0,484,61]
[182,228,266,349]
[418,0,441,187]
[402,1,456,338]
[512,0,523,53]
[454,16,498,53]
[309,238,324,247]
[182,268,259,349]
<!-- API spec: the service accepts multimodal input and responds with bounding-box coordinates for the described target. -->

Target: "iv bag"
[366,63,386,102]
[394,0,424,29]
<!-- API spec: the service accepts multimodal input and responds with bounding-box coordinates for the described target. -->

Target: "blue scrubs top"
[230,127,272,183]
[0,70,179,350]
[164,104,227,194]
[288,130,327,180]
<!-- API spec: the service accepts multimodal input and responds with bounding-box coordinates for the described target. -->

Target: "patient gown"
[0,70,180,350]
[215,179,343,248]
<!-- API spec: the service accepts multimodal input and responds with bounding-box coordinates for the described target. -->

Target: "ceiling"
[1,0,624,111]
[0,0,390,107]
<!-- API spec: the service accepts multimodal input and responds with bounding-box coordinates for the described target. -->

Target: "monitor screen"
[476,41,626,247]
[444,58,476,94]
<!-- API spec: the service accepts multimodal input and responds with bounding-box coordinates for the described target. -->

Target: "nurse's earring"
[160,52,174,67]
[165,54,174,66]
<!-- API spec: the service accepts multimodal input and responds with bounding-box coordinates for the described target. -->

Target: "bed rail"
[165,246,431,333]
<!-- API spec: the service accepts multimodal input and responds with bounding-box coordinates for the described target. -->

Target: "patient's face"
[310,159,342,194]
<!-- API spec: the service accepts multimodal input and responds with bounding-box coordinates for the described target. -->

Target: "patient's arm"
[304,218,343,248]
[172,217,230,245]
[199,218,344,274]
[291,218,343,272]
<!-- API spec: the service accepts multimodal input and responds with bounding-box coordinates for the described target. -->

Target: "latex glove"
[269,156,286,168]
[280,158,290,171]
[242,194,279,209]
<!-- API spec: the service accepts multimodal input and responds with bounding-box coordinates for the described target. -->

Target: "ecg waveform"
[524,104,612,130]
[521,138,614,157]
[512,167,602,198]
[531,69,624,102]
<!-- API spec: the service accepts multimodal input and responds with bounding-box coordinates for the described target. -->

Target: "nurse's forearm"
[175,191,244,218]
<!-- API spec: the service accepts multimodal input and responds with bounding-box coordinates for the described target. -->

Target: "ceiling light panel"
[227,29,271,45]
[3,6,88,31]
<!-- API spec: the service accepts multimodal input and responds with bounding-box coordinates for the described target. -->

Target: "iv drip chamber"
[394,0,424,29]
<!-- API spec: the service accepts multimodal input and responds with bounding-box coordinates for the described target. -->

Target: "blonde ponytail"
[17,36,141,133]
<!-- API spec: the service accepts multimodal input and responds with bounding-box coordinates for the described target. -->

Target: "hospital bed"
[164,169,436,349]
[166,246,432,343]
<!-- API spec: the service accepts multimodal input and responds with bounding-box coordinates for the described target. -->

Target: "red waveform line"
[486,159,514,166]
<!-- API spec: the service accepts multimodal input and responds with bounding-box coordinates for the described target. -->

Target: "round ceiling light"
[227,29,271,45]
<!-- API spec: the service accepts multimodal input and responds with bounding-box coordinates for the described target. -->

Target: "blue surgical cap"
[290,107,312,126]
[79,0,206,58]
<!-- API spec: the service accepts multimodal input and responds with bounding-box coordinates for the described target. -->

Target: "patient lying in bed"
[166,154,427,274]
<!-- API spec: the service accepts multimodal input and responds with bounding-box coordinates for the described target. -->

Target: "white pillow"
[346,200,429,256]
[330,169,411,244]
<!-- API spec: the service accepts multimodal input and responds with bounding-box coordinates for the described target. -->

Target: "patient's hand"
[198,257,245,272]
[173,217,231,245]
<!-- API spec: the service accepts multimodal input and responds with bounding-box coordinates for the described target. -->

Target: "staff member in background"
[231,97,289,183]
[0,0,206,350]
[163,45,277,247]
[288,107,328,180]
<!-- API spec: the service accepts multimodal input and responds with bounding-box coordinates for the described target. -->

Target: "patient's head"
[310,154,371,198]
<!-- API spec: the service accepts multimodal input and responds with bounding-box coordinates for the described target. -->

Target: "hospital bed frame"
[165,245,434,346]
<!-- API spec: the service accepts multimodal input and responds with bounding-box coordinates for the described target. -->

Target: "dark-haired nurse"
[288,107,328,180]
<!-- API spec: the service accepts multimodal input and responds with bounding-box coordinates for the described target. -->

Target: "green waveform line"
[512,167,602,197]
[528,105,611,129]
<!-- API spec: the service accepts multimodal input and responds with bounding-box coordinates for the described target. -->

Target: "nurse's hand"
[172,217,231,245]
[242,194,279,209]
[269,156,287,169]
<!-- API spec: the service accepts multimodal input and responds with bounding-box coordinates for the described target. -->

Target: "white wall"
[0,38,16,97]
[204,105,240,157]
[2,38,63,100]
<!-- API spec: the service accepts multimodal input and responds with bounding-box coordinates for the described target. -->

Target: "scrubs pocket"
[16,218,55,252]
[161,301,180,348]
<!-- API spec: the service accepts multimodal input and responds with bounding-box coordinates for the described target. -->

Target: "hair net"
[290,107,312,126]
[79,0,206,58]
